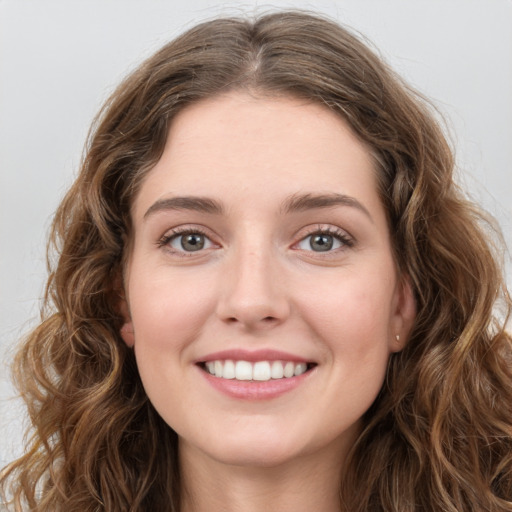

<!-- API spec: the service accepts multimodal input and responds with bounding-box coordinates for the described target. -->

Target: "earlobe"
[120,321,135,347]
[390,333,406,353]
[118,289,135,347]
[390,275,417,353]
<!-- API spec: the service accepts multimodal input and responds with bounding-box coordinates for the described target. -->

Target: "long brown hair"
[2,10,511,511]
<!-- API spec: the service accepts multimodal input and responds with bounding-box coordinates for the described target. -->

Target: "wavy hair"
[2,10,511,511]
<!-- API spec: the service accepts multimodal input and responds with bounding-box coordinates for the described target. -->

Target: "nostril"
[224,315,278,325]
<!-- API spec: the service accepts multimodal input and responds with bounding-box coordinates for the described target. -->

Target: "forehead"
[132,92,382,220]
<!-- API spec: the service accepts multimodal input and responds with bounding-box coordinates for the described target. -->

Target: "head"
[20,9,510,510]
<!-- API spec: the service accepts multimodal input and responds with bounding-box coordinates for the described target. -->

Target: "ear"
[389,275,416,353]
[119,297,135,347]
[120,325,135,348]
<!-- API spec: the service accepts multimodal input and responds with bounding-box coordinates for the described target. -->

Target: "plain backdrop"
[1,0,511,468]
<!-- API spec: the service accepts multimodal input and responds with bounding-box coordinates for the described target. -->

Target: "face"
[121,92,415,470]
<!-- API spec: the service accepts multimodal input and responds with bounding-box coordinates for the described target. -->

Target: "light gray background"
[1,0,511,468]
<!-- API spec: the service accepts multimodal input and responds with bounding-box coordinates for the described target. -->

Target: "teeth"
[294,363,307,376]
[235,360,252,380]
[223,359,235,379]
[271,360,284,379]
[283,362,295,378]
[204,360,310,381]
[253,361,271,381]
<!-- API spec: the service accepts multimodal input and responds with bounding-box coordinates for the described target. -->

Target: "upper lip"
[197,349,312,364]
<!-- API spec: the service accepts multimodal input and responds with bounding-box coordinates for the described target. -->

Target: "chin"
[178,419,306,468]
[184,419,342,470]
[208,441,304,469]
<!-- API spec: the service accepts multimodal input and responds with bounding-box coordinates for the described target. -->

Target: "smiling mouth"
[199,360,316,381]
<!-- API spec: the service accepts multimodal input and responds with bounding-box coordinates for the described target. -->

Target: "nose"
[215,244,291,330]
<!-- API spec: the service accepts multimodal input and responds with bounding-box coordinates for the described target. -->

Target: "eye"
[296,229,353,252]
[173,233,211,252]
[159,229,214,253]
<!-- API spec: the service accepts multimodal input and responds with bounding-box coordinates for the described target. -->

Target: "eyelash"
[156,225,355,255]
[157,227,212,254]
[295,226,355,252]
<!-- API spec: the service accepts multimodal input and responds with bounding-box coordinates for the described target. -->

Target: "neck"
[179,441,350,512]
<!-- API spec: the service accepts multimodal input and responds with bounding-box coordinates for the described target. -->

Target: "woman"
[1,10,511,512]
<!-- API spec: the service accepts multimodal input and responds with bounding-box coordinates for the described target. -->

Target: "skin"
[120,91,416,512]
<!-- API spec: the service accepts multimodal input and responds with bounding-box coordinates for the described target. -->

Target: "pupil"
[311,234,333,252]
[182,234,204,251]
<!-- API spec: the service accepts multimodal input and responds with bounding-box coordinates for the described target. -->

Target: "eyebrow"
[143,192,372,222]
[144,196,224,219]
[281,192,373,221]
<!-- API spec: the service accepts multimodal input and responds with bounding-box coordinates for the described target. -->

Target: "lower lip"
[199,366,313,400]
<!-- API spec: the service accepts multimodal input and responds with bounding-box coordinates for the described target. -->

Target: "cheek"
[300,267,396,342]
[127,269,218,416]
[297,265,396,402]
[128,267,217,358]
